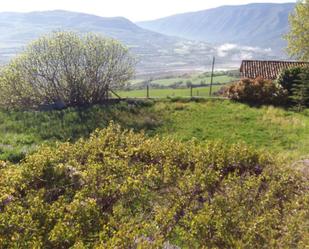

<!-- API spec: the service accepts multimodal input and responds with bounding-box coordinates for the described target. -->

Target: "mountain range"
[138,3,295,53]
[0,3,295,76]
[1,10,212,76]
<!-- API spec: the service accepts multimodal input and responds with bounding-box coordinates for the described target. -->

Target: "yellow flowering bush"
[0,123,308,248]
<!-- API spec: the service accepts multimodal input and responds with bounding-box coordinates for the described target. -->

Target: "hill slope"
[0,10,217,75]
[138,3,295,53]
[0,10,281,75]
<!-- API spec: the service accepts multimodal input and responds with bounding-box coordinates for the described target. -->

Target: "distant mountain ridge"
[0,10,167,52]
[138,3,295,53]
[0,10,221,75]
[0,8,289,76]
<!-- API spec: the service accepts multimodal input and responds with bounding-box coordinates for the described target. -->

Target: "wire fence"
[114,83,227,99]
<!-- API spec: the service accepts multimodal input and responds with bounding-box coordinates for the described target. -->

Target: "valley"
[0,3,294,75]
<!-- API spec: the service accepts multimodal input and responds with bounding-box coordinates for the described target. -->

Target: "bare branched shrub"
[0,32,135,109]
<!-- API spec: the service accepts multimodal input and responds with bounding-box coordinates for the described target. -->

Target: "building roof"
[240,60,309,80]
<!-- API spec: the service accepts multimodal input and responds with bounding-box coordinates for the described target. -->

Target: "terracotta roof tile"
[240,60,309,80]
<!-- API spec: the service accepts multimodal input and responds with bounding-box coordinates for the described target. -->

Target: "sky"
[0,0,296,21]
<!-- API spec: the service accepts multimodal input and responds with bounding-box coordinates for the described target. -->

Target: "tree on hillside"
[277,66,306,94]
[290,70,309,111]
[0,32,135,109]
[285,0,309,61]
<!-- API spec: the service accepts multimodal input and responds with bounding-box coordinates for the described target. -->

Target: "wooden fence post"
[147,85,149,98]
[209,56,215,97]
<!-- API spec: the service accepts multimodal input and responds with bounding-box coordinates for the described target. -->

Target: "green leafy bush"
[290,71,309,111]
[277,66,309,110]
[0,123,308,248]
[277,66,308,94]
[225,77,288,105]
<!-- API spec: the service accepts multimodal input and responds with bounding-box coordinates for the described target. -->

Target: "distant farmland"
[117,85,223,98]
[120,72,237,98]
[151,74,237,86]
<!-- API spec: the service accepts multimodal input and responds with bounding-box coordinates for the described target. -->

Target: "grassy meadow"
[156,100,309,160]
[0,102,162,162]
[0,99,308,163]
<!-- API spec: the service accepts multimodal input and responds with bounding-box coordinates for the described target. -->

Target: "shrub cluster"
[225,67,309,109]
[0,123,308,248]
[224,77,288,105]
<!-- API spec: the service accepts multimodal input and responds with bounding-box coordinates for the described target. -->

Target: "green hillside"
[0,100,308,163]
[0,10,216,74]
[138,3,294,52]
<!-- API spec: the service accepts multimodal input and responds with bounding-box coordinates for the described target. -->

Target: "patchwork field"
[122,72,238,98]
[151,74,237,86]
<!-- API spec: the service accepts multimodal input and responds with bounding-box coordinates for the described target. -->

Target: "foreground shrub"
[225,77,288,105]
[0,32,135,109]
[0,123,308,248]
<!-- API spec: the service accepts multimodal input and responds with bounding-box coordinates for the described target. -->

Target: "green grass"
[117,85,223,98]
[0,99,308,162]
[155,100,309,161]
[0,102,163,162]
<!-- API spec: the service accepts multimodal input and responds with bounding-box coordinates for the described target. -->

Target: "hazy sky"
[0,0,296,21]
